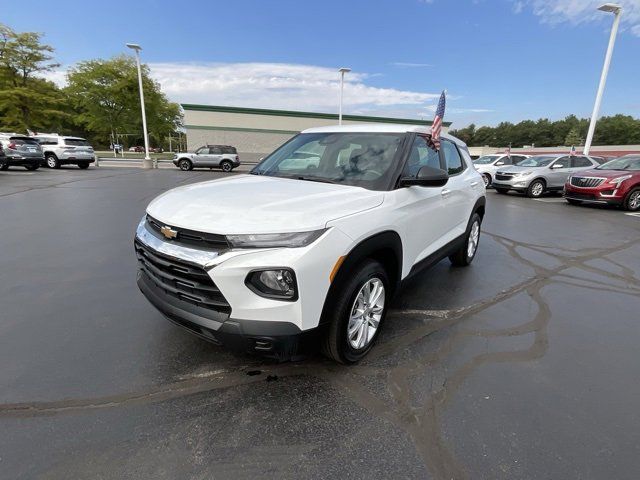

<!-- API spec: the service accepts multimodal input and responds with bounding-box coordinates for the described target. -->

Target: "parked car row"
[0,132,95,171]
[472,153,640,211]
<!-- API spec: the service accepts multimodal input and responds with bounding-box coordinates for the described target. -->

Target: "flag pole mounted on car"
[429,90,446,150]
[126,43,154,169]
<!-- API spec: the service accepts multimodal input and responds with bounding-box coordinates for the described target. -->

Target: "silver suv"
[492,154,600,198]
[173,145,240,172]
[473,154,529,187]
[34,134,95,169]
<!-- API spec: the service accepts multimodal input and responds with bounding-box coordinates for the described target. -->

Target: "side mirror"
[550,164,563,169]
[399,166,449,188]
[495,161,504,166]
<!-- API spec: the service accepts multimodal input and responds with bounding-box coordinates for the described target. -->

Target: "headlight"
[227,229,327,248]
[608,174,632,186]
[245,268,298,301]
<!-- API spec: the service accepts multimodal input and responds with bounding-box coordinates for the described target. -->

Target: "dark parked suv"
[0,134,43,171]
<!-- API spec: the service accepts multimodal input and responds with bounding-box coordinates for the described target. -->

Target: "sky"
[3,0,640,128]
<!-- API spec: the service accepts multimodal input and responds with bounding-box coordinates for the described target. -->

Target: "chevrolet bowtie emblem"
[160,225,178,239]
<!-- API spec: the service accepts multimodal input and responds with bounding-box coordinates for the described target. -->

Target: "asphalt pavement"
[1,165,639,479]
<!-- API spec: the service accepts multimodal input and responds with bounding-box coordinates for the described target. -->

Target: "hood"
[147,174,384,234]
[496,165,543,174]
[576,168,638,179]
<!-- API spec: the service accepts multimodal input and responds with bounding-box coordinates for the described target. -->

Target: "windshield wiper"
[295,175,338,184]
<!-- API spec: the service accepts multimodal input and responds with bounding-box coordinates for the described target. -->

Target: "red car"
[564,155,640,211]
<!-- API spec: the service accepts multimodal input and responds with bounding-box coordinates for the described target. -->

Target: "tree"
[564,127,583,147]
[0,24,69,132]
[65,55,182,146]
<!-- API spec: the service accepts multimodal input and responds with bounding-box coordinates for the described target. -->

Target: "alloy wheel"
[467,220,480,259]
[531,182,544,197]
[629,191,640,211]
[347,278,385,350]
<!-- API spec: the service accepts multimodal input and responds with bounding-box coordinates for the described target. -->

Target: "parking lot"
[1,166,639,479]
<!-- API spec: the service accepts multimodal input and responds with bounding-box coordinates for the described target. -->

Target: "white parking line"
[624,212,640,218]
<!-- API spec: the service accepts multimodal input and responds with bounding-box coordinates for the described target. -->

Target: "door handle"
[441,189,451,197]
[470,181,479,187]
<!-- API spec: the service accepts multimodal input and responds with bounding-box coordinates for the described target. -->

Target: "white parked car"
[34,134,95,169]
[473,154,529,187]
[135,125,486,363]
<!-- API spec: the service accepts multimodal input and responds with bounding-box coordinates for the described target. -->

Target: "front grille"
[134,239,230,313]
[495,173,515,181]
[570,176,604,188]
[146,215,229,251]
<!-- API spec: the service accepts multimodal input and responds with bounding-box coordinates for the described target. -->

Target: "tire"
[25,164,39,171]
[321,259,389,364]
[77,162,89,169]
[449,213,482,267]
[482,173,491,188]
[46,154,60,169]
[178,159,192,171]
[624,188,640,212]
[220,160,233,173]
[526,179,545,198]
[566,199,582,206]
[495,187,509,194]
[0,164,9,171]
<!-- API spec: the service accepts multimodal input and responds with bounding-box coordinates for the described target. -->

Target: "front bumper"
[134,217,351,357]
[491,176,531,191]
[563,184,624,205]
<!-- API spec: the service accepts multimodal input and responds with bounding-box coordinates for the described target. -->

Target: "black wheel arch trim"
[319,230,403,326]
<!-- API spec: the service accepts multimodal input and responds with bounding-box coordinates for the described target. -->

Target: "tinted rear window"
[10,137,39,145]
[64,138,90,146]
[221,146,237,154]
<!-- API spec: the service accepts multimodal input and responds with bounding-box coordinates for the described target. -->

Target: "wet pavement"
[1,166,639,479]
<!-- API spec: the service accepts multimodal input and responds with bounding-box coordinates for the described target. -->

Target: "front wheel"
[527,179,545,198]
[1,164,9,171]
[178,159,192,171]
[46,154,60,169]
[449,213,481,267]
[624,188,640,211]
[220,161,233,173]
[321,260,389,364]
[482,173,491,187]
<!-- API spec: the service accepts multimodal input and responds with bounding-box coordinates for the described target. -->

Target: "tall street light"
[126,43,153,169]
[338,67,351,125]
[584,3,622,155]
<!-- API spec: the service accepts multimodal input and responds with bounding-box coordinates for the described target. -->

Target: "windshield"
[596,156,640,171]
[473,155,500,165]
[251,132,405,190]
[515,155,557,167]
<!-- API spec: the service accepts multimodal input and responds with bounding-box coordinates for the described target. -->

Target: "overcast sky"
[6,0,640,127]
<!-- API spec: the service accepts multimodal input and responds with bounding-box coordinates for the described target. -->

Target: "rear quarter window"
[64,138,90,146]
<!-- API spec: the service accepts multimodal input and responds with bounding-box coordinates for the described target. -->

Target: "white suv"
[135,125,486,363]
[473,153,529,187]
[34,134,95,169]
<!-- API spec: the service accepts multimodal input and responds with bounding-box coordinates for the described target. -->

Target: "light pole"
[126,43,153,169]
[584,3,622,155]
[338,67,351,125]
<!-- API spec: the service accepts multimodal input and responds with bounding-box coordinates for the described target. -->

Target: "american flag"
[430,90,446,150]
[570,145,576,156]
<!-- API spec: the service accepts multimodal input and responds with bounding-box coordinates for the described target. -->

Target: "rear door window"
[442,140,465,175]
[221,146,237,154]
[209,146,222,154]
[572,156,592,168]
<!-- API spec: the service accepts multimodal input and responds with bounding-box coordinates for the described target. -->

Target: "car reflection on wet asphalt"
[1,167,639,479]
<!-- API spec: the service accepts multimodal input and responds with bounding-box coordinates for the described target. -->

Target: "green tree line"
[0,23,182,149]
[450,114,640,148]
